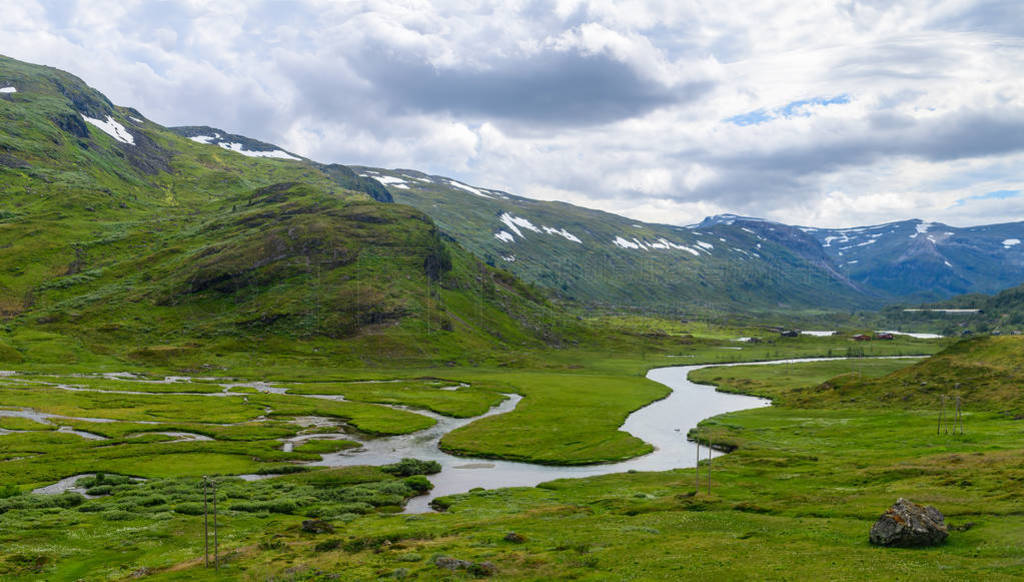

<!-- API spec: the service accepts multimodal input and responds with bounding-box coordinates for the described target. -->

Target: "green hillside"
[354,167,876,312]
[0,55,568,368]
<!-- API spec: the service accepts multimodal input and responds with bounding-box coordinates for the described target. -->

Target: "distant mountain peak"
[689,213,769,229]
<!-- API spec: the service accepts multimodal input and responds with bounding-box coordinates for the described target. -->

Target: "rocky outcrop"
[869,498,948,547]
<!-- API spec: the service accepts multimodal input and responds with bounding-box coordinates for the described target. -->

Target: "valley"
[2,52,1024,581]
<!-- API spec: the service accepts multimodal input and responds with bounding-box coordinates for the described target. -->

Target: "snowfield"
[541,226,583,244]
[448,179,492,198]
[612,236,699,256]
[81,115,134,145]
[613,236,641,250]
[500,213,540,237]
[370,175,410,189]
[494,231,515,243]
[188,133,300,160]
[218,142,301,160]
[0,86,16,93]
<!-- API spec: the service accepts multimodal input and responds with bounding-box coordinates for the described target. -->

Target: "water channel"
[319,357,914,512]
[21,356,920,509]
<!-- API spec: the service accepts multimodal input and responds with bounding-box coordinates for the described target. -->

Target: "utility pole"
[938,395,946,435]
[706,443,712,495]
[955,395,964,435]
[695,442,700,495]
[202,477,209,568]
[212,479,219,570]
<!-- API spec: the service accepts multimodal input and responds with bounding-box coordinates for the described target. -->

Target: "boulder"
[869,498,948,547]
[503,532,526,544]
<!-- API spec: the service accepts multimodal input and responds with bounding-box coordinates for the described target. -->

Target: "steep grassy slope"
[0,55,566,366]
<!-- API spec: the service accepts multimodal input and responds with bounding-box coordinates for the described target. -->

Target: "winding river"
[319,357,910,512]
[22,356,920,508]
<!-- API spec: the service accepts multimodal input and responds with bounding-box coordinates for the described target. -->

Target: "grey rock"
[503,532,526,543]
[434,556,473,571]
[869,498,948,547]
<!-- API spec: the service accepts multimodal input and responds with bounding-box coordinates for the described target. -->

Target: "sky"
[3,0,1024,228]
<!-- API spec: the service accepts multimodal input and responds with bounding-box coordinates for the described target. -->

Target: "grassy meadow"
[6,330,1013,580]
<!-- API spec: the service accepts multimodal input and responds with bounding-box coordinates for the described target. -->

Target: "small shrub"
[174,502,205,515]
[256,465,308,475]
[381,458,441,477]
[403,475,432,493]
[136,495,167,507]
[314,538,341,552]
[101,510,135,521]
[54,493,84,508]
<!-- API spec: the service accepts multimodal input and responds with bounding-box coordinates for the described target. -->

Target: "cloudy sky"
[4,1,1024,227]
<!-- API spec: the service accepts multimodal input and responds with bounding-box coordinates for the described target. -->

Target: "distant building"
[874,333,895,340]
[779,330,799,338]
[852,334,872,341]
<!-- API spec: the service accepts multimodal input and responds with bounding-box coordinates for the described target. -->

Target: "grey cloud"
[932,0,1024,37]
[653,109,1024,211]
[347,49,713,127]
[716,109,1024,174]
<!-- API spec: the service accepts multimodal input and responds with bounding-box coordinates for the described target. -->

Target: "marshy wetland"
[9,333,1024,579]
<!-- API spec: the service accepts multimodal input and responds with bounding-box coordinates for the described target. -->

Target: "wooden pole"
[202,477,209,567]
[706,443,712,495]
[938,395,946,435]
[955,396,964,435]
[212,480,219,570]
[695,442,700,495]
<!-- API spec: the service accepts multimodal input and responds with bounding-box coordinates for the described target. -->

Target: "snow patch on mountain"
[1004,238,1021,248]
[189,132,300,160]
[0,86,17,93]
[494,231,515,243]
[82,115,134,145]
[541,226,582,243]
[448,179,492,198]
[613,236,641,250]
[218,142,301,160]
[370,175,410,189]
[696,241,714,251]
[500,213,540,237]
[613,235,700,256]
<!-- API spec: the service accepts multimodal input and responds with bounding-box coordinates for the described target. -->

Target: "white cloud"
[1,1,1022,228]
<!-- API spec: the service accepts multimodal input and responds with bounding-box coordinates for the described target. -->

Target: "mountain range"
[3,51,1024,360]
[349,170,1024,309]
